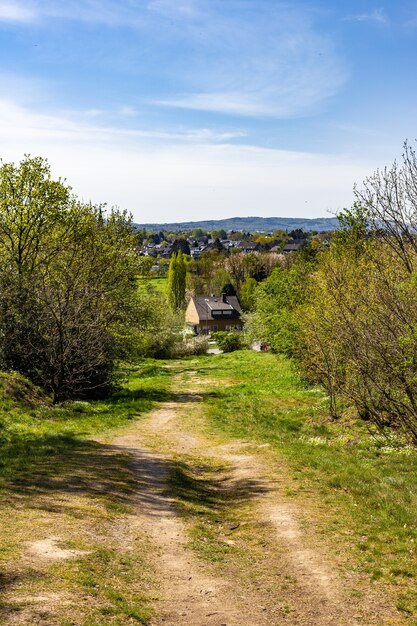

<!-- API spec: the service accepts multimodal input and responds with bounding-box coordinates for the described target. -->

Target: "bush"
[169,336,209,358]
[211,331,244,353]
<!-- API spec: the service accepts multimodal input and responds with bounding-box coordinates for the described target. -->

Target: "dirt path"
[110,437,271,625]
[109,375,400,626]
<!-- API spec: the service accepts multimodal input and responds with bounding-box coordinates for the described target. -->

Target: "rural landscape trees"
[275,143,417,441]
[2,149,417,623]
[0,156,139,402]
[2,146,417,442]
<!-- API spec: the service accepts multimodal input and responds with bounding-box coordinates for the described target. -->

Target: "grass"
[174,350,417,619]
[169,456,242,562]
[0,360,172,625]
[3,349,417,622]
[137,277,167,295]
[0,361,170,488]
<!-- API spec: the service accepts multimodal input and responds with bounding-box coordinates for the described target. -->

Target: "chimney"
[222,293,227,303]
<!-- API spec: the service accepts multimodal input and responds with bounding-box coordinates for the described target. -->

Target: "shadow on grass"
[111,387,171,404]
[169,459,269,516]
[1,430,269,526]
[1,436,138,515]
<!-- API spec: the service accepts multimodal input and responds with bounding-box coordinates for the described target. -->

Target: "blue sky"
[0,0,416,222]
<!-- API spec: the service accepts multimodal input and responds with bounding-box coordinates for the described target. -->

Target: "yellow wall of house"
[185,299,200,325]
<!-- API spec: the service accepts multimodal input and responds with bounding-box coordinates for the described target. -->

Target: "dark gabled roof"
[192,295,242,321]
[282,240,307,252]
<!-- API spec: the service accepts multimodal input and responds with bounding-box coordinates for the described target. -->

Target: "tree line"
[247,142,417,442]
[0,156,141,403]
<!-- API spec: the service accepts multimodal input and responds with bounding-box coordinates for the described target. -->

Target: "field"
[0,351,416,624]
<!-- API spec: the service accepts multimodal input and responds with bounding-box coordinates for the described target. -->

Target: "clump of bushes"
[169,336,209,358]
[211,331,244,353]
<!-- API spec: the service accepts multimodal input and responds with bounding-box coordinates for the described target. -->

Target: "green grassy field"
[1,350,417,621]
[137,276,167,295]
[181,350,417,618]
[0,363,172,625]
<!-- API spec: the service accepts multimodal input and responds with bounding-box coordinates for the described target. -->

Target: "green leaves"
[167,250,187,310]
[0,156,140,402]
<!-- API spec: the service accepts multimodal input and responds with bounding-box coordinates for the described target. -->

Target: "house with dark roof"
[282,240,308,254]
[185,294,243,335]
[240,242,261,253]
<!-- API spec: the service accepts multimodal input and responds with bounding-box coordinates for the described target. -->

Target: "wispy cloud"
[0,1,34,22]
[7,2,347,120]
[343,8,388,24]
[0,96,375,221]
[10,0,145,27]
[0,98,245,146]
[153,3,347,118]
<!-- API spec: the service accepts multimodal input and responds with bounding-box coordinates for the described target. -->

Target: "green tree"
[167,251,187,309]
[0,156,70,377]
[245,260,313,355]
[0,156,140,402]
[240,277,258,311]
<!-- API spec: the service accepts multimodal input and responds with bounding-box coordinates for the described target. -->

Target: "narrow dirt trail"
[110,435,271,625]
[109,371,401,626]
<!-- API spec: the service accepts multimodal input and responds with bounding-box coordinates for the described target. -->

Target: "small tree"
[0,156,140,402]
[212,330,244,353]
[167,251,187,309]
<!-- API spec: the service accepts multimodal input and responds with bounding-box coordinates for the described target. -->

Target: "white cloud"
[0,97,378,222]
[156,93,274,117]
[343,8,388,24]
[0,1,34,21]
[0,98,245,144]
[7,1,347,120]
[154,5,347,119]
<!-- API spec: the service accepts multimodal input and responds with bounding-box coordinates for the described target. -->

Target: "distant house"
[240,242,261,254]
[190,248,203,259]
[159,244,173,259]
[282,240,307,254]
[186,294,243,335]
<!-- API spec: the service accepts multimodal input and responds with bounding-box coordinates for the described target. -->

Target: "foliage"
[137,256,156,276]
[172,238,191,256]
[169,336,209,357]
[0,156,140,402]
[211,330,244,352]
[134,282,184,358]
[221,282,237,296]
[167,250,187,309]
[297,144,417,437]
[225,251,282,294]
[239,277,258,310]
[245,260,313,356]
[299,236,417,437]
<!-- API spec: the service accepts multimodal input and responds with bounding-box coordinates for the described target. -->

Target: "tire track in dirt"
[121,373,400,626]
[110,433,272,625]
[140,403,348,625]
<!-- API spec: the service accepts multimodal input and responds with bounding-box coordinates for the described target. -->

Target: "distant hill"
[135,216,339,233]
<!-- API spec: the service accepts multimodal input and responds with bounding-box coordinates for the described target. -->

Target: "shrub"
[169,336,209,358]
[211,331,244,353]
